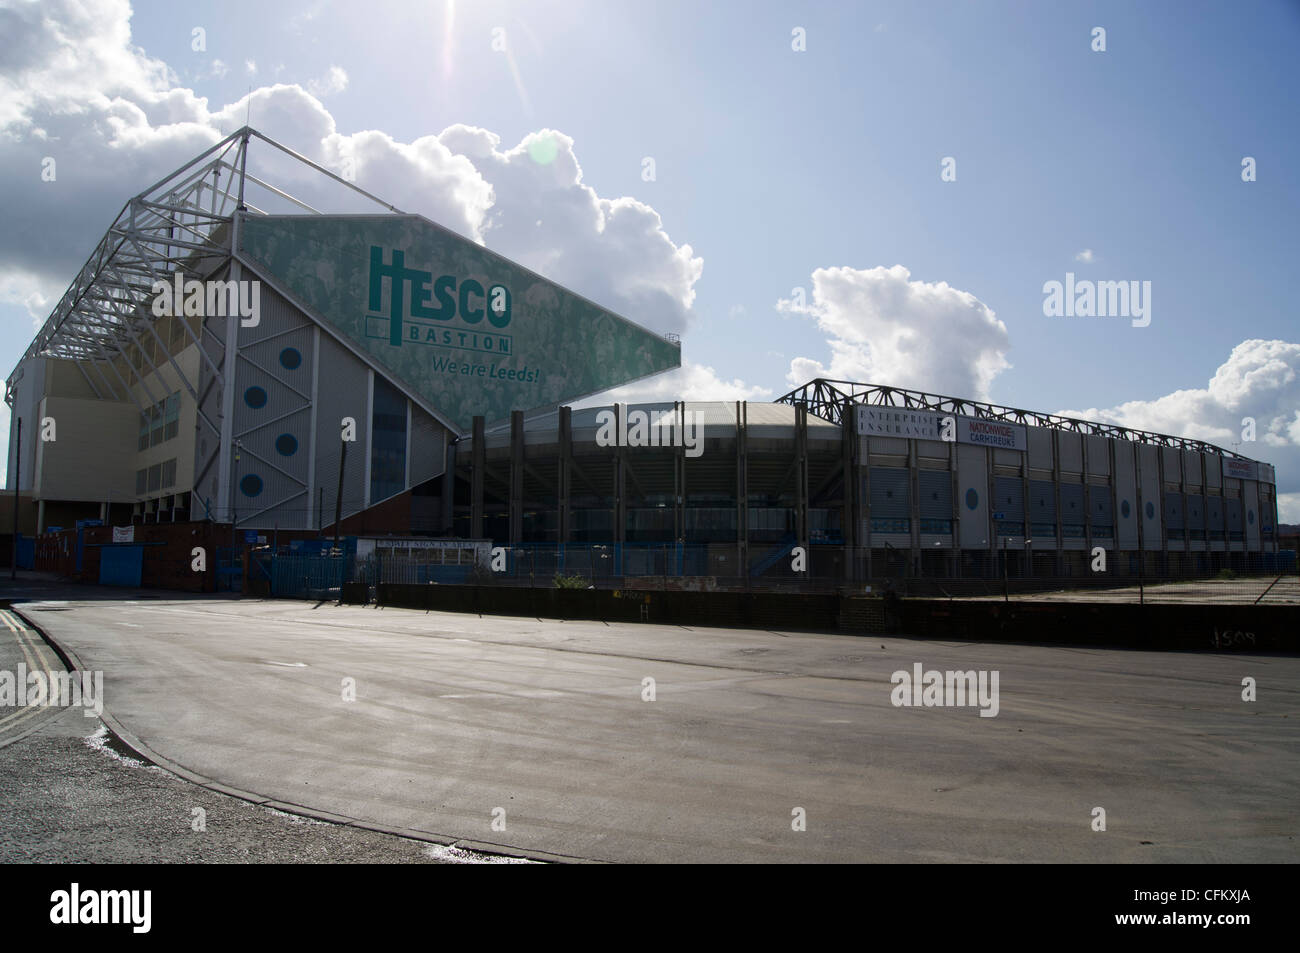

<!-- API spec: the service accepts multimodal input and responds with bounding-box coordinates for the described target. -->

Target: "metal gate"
[271,554,348,599]
[99,545,144,586]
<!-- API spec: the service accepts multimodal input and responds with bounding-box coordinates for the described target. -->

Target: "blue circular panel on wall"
[244,386,267,409]
[279,347,302,370]
[1248,510,1255,524]
[275,434,298,457]
[240,474,263,497]
[965,488,978,511]
[1145,501,1155,519]
[1121,500,1131,519]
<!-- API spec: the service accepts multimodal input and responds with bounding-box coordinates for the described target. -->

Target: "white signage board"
[1224,458,1258,481]
[856,407,940,439]
[856,406,1026,451]
[111,525,134,543]
[957,416,1027,451]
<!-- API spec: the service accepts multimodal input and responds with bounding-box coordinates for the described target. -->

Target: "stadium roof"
[6,126,397,406]
[778,378,1255,460]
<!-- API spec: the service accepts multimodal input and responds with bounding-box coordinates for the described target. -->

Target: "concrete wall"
[32,395,136,503]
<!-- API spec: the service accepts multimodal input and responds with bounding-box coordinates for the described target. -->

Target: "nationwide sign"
[1224,458,1259,481]
[239,214,680,429]
[958,417,1027,450]
[856,406,1027,452]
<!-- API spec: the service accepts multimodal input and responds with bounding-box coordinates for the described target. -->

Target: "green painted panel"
[239,214,680,429]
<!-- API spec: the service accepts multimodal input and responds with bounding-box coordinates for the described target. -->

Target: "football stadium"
[3,128,1285,593]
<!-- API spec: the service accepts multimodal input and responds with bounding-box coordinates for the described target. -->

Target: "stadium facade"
[6,128,1281,584]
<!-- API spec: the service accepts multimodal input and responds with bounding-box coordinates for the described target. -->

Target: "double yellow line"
[0,608,65,734]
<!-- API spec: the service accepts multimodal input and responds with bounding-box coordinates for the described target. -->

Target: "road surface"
[9,587,1298,863]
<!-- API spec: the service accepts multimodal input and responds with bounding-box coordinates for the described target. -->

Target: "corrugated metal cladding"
[1183,449,1203,486]
[1029,480,1056,520]
[868,437,909,456]
[229,285,314,528]
[408,406,446,487]
[1164,492,1185,529]
[1059,483,1085,524]
[1058,433,1082,472]
[915,439,948,460]
[1245,483,1261,546]
[1086,435,1110,476]
[1207,496,1224,530]
[957,444,989,549]
[869,467,910,517]
[1027,427,1053,469]
[1187,495,1206,530]
[992,477,1024,520]
[918,470,951,518]
[1226,498,1243,532]
[1088,486,1113,524]
[315,333,369,523]
[1162,446,1182,480]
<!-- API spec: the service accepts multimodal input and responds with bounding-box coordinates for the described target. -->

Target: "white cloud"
[245,59,257,76]
[210,58,230,79]
[306,65,348,97]
[435,127,702,336]
[0,0,703,352]
[1075,248,1094,263]
[578,362,772,406]
[1277,493,1300,525]
[1056,339,1300,517]
[779,264,1010,400]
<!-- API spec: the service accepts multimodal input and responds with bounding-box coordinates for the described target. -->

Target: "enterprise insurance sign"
[856,406,1027,452]
[856,408,941,439]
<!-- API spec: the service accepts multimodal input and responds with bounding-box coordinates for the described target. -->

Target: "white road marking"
[0,610,65,732]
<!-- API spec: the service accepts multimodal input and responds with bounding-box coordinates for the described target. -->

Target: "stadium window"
[149,402,164,446]
[369,376,408,503]
[138,411,150,451]
[135,468,147,495]
[161,458,177,489]
[164,392,180,441]
[147,463,162,493]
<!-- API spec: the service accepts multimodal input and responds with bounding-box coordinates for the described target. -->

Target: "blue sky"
[1,0,1298,512]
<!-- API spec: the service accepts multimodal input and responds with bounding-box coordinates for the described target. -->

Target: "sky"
[1,0,1297,516]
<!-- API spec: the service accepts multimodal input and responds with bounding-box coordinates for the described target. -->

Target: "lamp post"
[232,439,242,565]
[1002,535,1009,602]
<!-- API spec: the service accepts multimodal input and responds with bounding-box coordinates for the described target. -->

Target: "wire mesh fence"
[252,541,1298,605]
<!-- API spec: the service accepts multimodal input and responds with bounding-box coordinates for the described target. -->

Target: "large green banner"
[239,214,680,429]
